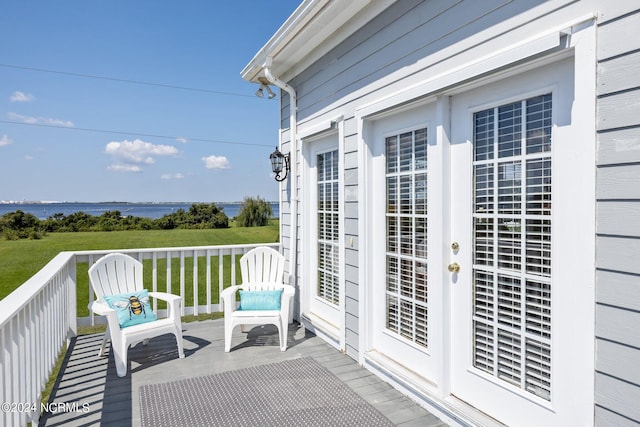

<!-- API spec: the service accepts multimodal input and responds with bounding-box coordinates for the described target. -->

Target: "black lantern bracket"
[269,146,290,182]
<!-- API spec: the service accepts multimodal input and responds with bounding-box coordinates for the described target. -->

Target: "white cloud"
[202,155,231,170]
[107,163,142,173]
[160,172,184,179]
[161,173,185,180]
[176,137,188,144]
[24,155,33,161]
[8,112,74,127]
[10,91,34,102]
[105,139,179,172]
[0,134,12,147]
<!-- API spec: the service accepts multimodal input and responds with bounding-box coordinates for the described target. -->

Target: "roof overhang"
[241,0,395,84]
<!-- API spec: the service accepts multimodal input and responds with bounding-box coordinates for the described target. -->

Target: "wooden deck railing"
[0,242,279,426]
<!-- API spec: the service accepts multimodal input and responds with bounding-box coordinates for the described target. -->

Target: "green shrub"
[2,229,19,240]
[0,202,230,239]
[0,210,45,240]
[28,230,45,240]
[236,196,273,227]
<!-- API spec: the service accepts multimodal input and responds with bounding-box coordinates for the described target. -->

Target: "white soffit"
[241,0,395,83]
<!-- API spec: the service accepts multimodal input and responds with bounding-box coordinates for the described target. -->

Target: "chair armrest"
[149,292,182,322]
[89,300,121,331]
[281,284,295,298]
[148,291,181,303]
[89,300,115,316]
[220,285,242,314]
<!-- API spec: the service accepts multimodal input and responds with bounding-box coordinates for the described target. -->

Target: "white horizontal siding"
[595,373,640,423]
[595,406,640,427]
[345,312,358,337]
[344,111,360,356]
[344,185,358,202]
[345,264,359,285]
[597,164,640,199]
[596,304,640,350]
[344,168,358,186]
[596,270,640,312]
[597,10,640,60]
[595,8,640,424]
[345,295,359,318]
[345,281,359,310]
[597,339,640,386]
[598,89,640,130]
[344,201,358,219]
[292,0,565,121]
[598,128,640,165]
[598,1,640,23]
[345,327,359,359]
[598,51,640,95]
[596,235,640,275]
[345,247,359,268]
[344,151,358,169]
[597,202,640,237]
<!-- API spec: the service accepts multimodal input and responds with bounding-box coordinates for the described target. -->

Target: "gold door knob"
[448,262,460,273]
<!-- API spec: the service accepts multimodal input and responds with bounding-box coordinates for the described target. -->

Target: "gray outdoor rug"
[139,356,395,427]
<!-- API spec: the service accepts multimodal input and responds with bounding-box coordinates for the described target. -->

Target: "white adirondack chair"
[220,247,295,352]
[88,253,185,377]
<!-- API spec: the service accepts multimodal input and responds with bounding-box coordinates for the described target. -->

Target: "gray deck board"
[39,319,445,427]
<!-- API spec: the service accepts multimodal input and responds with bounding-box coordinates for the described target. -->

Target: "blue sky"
[0,1,300,202]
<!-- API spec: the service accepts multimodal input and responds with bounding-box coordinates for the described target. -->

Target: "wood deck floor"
[39,319,446,426]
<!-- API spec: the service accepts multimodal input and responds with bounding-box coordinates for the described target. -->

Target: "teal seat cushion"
[104,289,158,328]
[238,289,283,311]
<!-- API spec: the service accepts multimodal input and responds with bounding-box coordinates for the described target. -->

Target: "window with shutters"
[317,150,340,305]
[472,94,552,400]
[385,129,428,348]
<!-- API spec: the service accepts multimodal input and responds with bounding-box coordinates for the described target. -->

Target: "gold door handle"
[448,262,460,273]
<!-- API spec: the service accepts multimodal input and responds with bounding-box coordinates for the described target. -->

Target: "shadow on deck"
[40,319,446,427]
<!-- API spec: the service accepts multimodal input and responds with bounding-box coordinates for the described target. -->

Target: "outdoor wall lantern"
[269,146,290,182]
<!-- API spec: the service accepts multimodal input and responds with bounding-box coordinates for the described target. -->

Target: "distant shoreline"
[0,201,279,220]
[0,200,278,205]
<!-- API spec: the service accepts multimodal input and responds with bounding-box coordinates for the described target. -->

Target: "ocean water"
[0,202,279,220]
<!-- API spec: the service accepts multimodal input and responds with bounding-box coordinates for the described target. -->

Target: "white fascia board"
[241,0,394,83]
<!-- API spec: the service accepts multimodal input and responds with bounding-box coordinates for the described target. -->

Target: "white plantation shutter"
[317,150,340,305]
[385,129,428,348]
[472,94,552,400]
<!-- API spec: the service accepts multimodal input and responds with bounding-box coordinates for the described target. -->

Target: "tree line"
[0,197,273,240]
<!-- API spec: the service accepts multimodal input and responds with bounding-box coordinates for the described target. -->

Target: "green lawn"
[0,222,280,302]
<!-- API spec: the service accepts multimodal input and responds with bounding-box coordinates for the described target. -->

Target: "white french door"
[367,103,438,382]
[448,57,593,426]
[305,133,342,335]
[363,54,594,426]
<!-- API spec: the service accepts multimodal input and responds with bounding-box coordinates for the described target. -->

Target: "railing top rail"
[72,242,280,257]
[0,251,76,330]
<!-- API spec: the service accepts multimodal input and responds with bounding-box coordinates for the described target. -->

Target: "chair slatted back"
[88,253,143,299]
[240,247,285,289]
